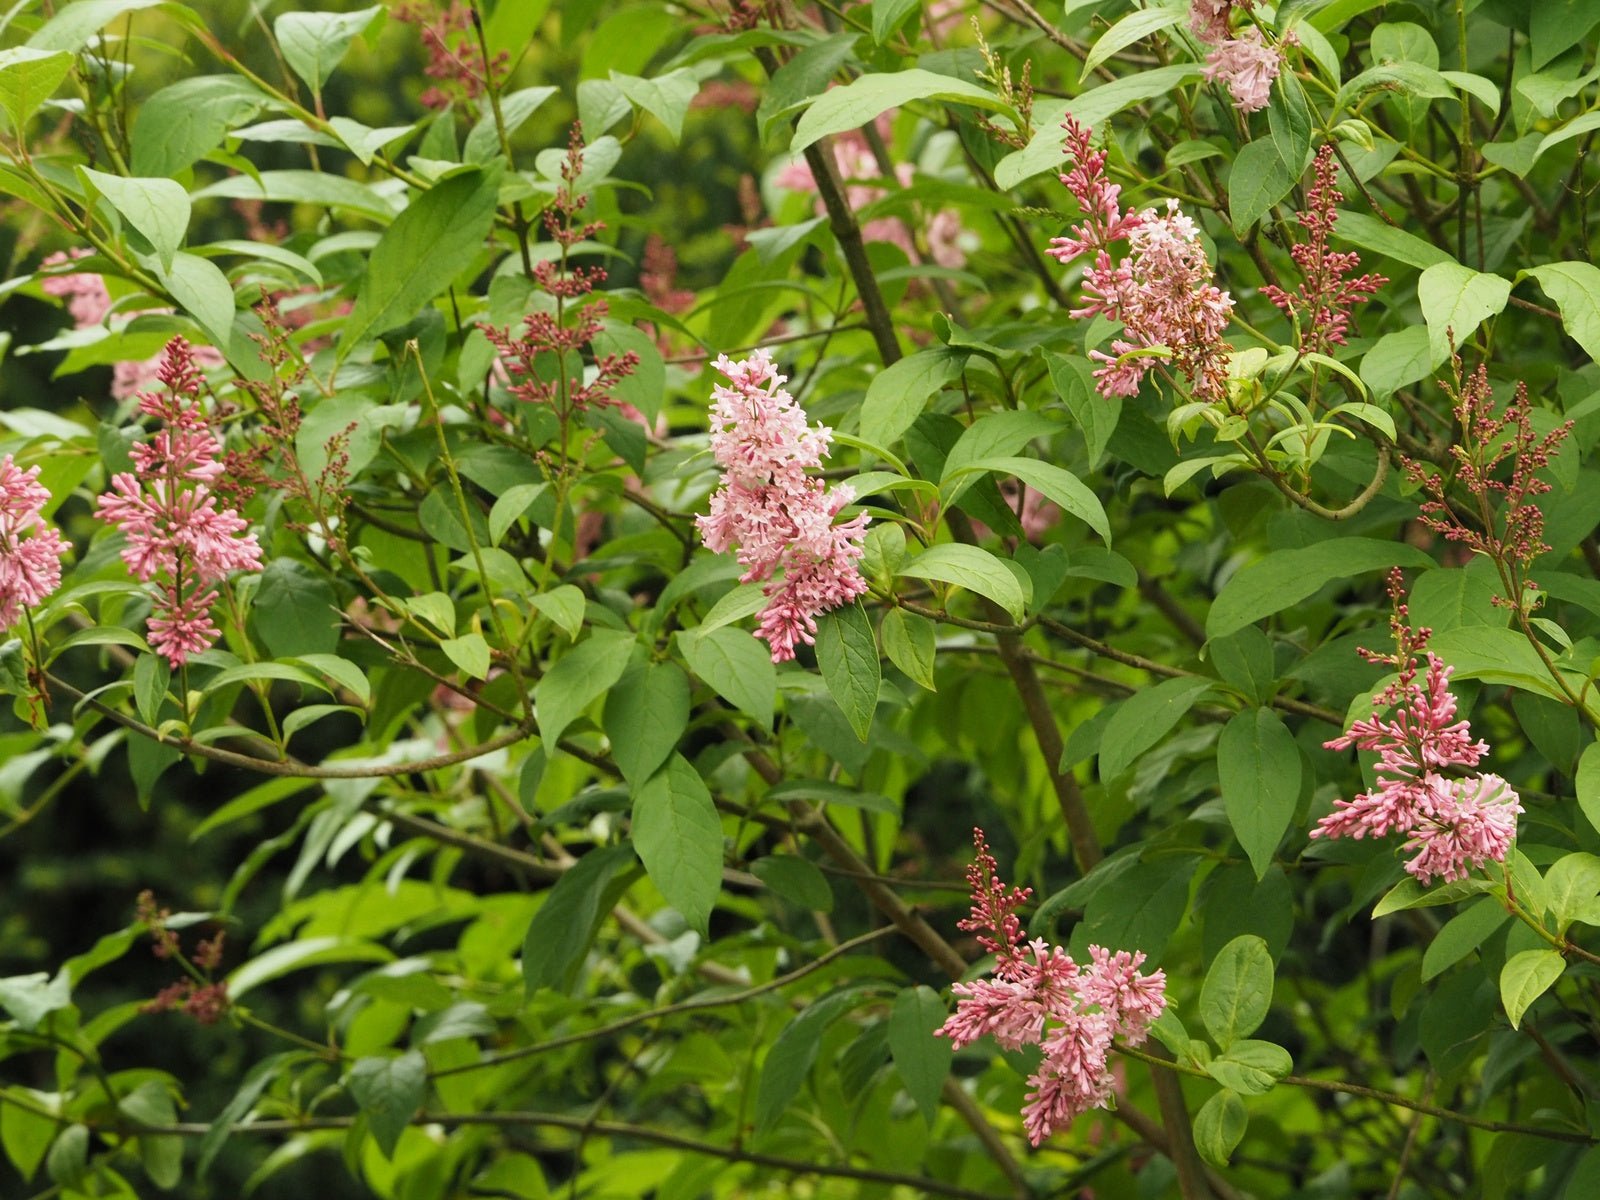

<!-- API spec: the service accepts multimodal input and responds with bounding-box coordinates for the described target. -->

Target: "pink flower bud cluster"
[695,350,869,663]
[1262,146,1387,353]
[0,457,68,629]
[1190,2,1281,114]
[1311,570,1521,885]
[1048,119,1234,401]
[937,829,1166,1146]
[95,338,263,668]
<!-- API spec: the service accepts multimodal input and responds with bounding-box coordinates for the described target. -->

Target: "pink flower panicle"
[1403,365,1572,593]
[1048,119,1234,401]
[937,828,1167,1146]
[1312,569,1522,885]
[694,349,869,663]
[0,457,68,629]
[95,338,263,668]
[1203,28,1284,114]
[1261,146,1387,352]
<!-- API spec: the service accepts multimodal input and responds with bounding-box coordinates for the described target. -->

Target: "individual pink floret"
[696,350,868,663]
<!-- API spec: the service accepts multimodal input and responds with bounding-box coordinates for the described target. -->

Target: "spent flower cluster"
[938,829,1166,1145]
[0,457,67,630]
[1311,570,1521,884]
[485,127,639,413]
[1261,146,1387,353]
[1405,363,1572,594]
[696,350,869,662]
[95,338,263,668]
[1049,119,1234,401]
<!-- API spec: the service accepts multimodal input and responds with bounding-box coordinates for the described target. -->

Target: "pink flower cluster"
[696,350,869,663]
[938,829,1166,1146]
[1311,570,1522,885]
[1048,119,1234,401]
[39,250,224,399]
[775,116,968,269]
[95,338,263,668]
[1190,1,1282,113]
[0,457,68,629]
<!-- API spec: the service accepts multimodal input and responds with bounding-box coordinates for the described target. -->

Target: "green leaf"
[677,625,775,728]
[870,0,920,43]
[1193,1089,1247,1167]
[1230,136,1302,236]
[994,67,1203,189]
[27,0,178,52]
[695,581,767,636]
[1208,627,1276,705]
[252,559,338,657]
[275,7,381,92]
[226,937,392,999]
[1499,948,1564,1030]
[1098,676,1214,783]
[522,842,637,993]
[1336,61,1455,111]
[751,855,833,912]
[1578,741,1600,833]
[342,167,499,350]
[632,754,723,937]
[193,170,396,222]
[488,482,549,546]
[1046,350,1120,469]
[0,972,70,1031]
[880,608,936,690]
[1530,0,1600,68]
[1545,852,1600,937]
[792,69,1010,155]
[1360,327,1433,398]
[440,633,491,680]
[961,455,1111,544]
[1421,897,1510,981]
[1524,262,1600,365]
[755,988,868,1133]
[348,1051,426,1159]
[1371,875,1498,918]
[119,1081,181,1189]
[765,779,897,815]
[1200,935,1274,1050]
[888,986,952,1124]
[611,69,699,142]
[1407,562,1505,635]
[0,48,72,134]
[815,604,879,741]
[2,1086,57,1182]
[1334,210,1453,270]
[484,0,554,57]
[1218,708,1301,879]
[1206,1039,1292,1096]
[860,347,967,449]
[465,85,557,163]
[1418,262,1511,364]
[899,543,1026,622]
[1207,539,1435,639]
[533,630,636,744]
[156,252,235,351]
[604,662,689,786]
[45,1124,87,1188]
[1080,7,1181,80]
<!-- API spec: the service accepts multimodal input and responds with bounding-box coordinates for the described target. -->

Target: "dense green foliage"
[2,1,1600,1198]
